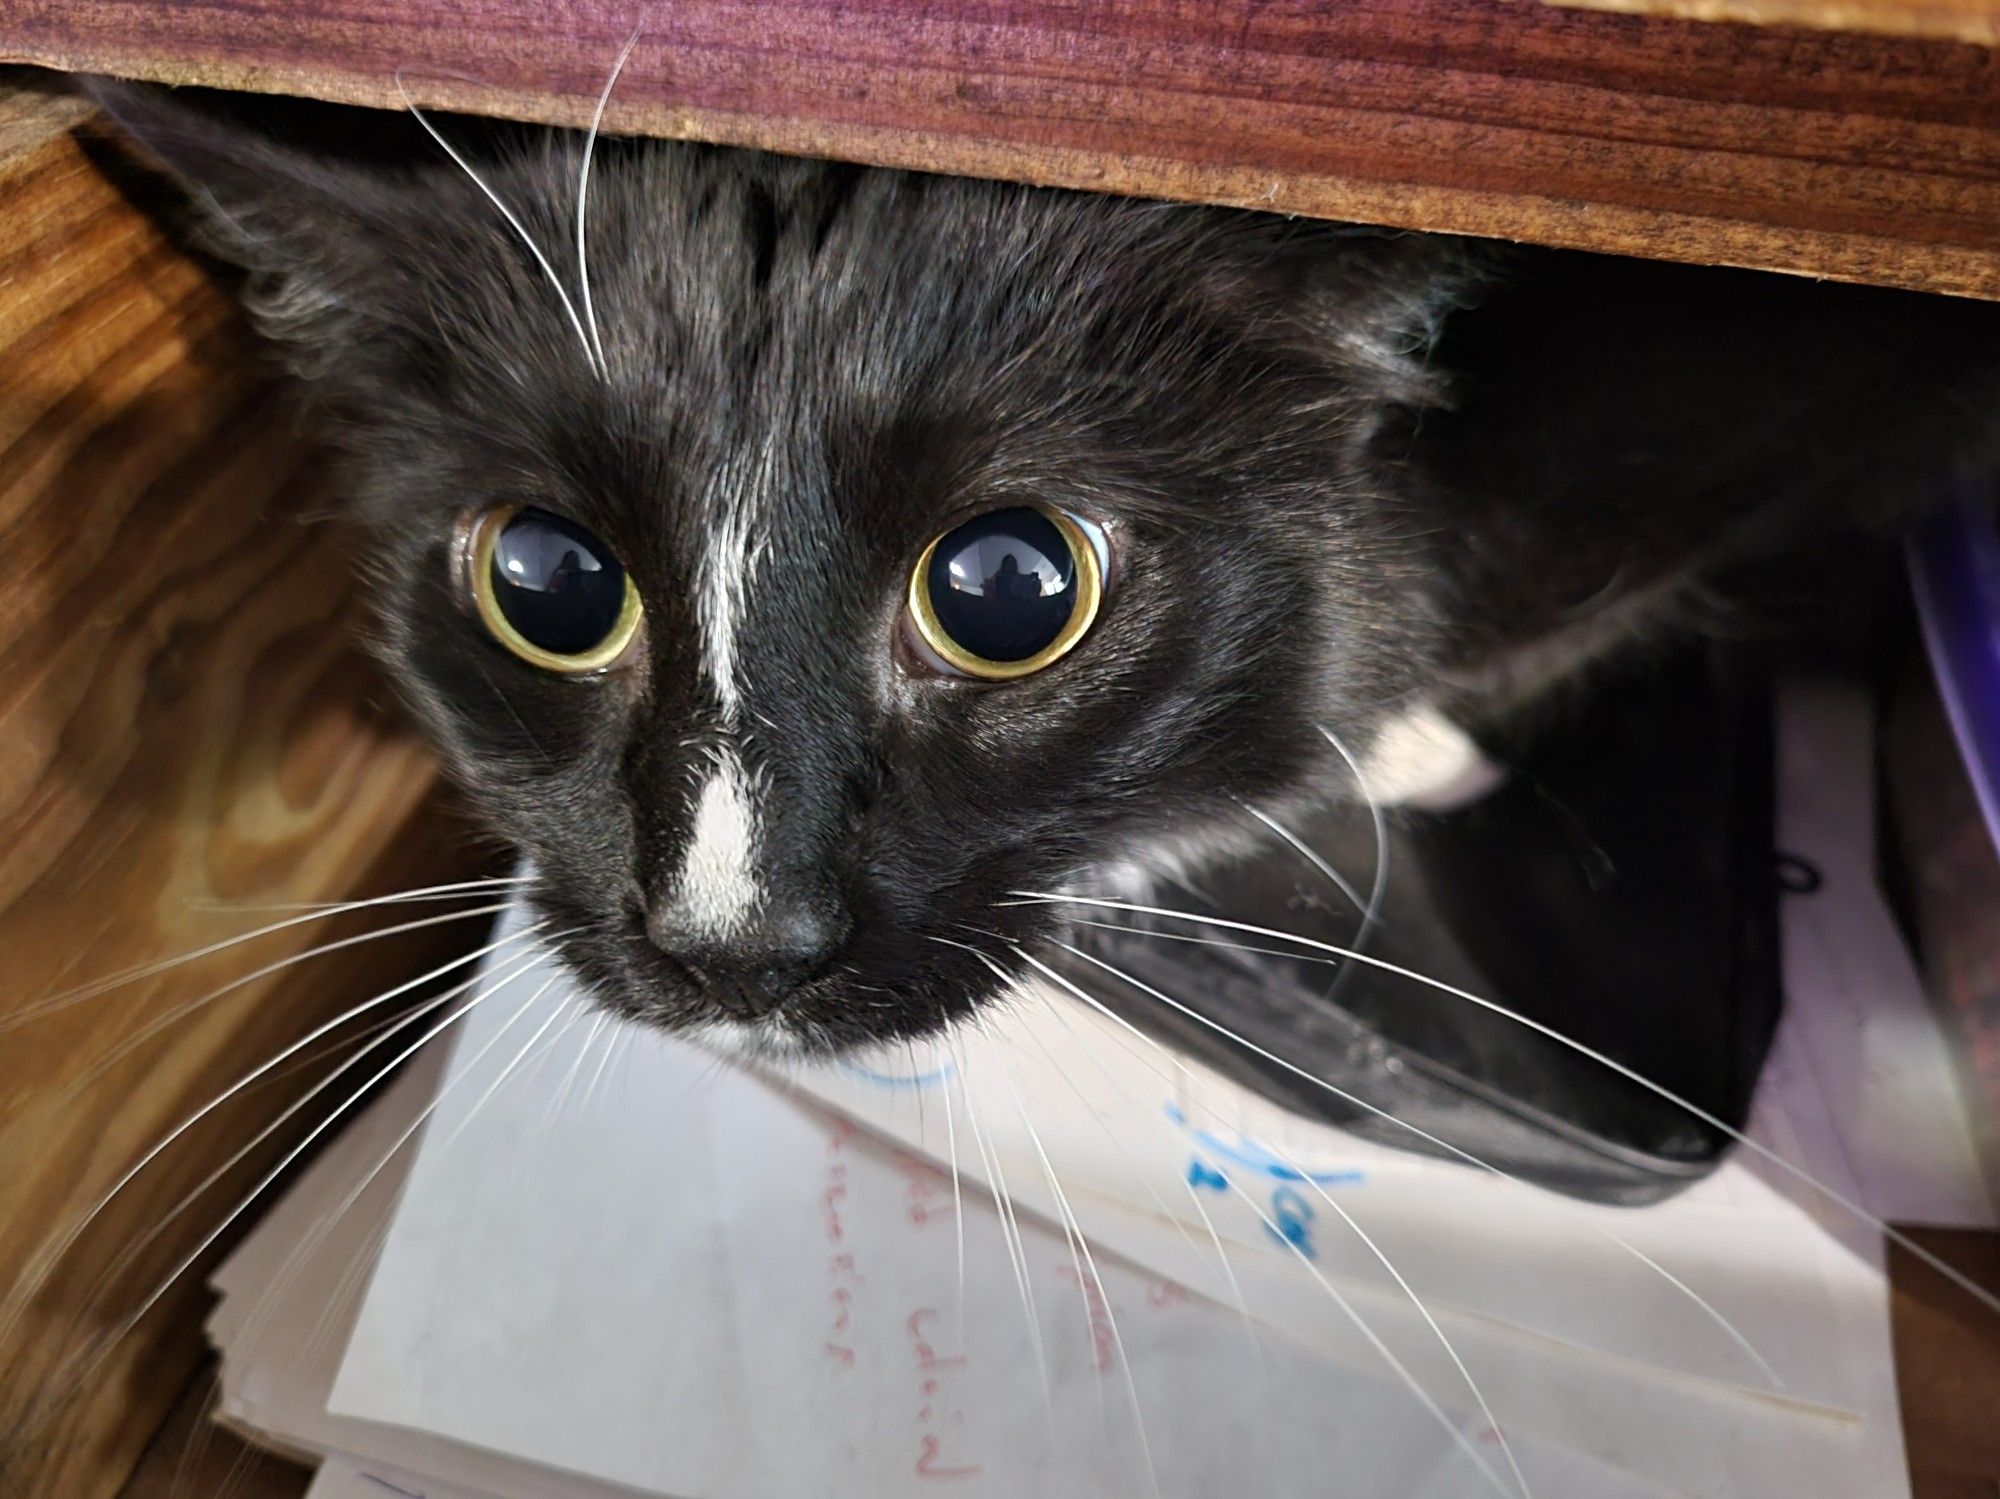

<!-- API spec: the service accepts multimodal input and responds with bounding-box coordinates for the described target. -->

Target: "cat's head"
[94,83,1484,1054]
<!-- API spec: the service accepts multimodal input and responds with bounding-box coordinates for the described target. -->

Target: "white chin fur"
[688,1014,814,1064]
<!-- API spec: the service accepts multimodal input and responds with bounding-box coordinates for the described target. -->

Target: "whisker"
[580,1010,625,1115]
[474,660,561,774]
[65,950,552,1370]
[939,1008,967,1343]
[512,1000,593,1175]
[441,987,580,1155]
[1066,917,1343,970]
[1214,1155,1513,1497]
[393,74,602,376]
[215,969,565,1392]
[1013,944,1514,1498]
[1000,1065,1105,1427]
[1239,775,1527,1489]
[608,1023,638,1105]
[1,923,547,1348]
[1253,1124,1530,1497]
[311,970,561,1250]
[941,930,1269,1373]
[43,901,521,1110]
[228,995,446,1098]
[1026,893,2000,1321]
[1046,932,1783,1387]
[182,873,529,916]
[4,883,521,1033]
[1318,724,1390,951]
[1017,986,1267,1376]
[1594,1238,1783,1391]
[953,1050,1056,1430]
[1241,801,1367,919]
[549,1011,610,1133]
[51,945,553,1392]
[576,25,644,372]
[1002,1066,1162,1498]
[521,997,589,1090]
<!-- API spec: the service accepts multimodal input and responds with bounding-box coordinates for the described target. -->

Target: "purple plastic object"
[1909,477,2000,859]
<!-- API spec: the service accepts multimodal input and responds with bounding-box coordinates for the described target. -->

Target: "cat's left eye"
[905,505,1106,681]
[467,505,643,674]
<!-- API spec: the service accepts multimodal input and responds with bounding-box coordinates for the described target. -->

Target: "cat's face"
[100,94,1474,1053]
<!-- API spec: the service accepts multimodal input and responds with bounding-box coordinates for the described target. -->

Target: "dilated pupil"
[489,508,626,656]
[925,508,1078,663]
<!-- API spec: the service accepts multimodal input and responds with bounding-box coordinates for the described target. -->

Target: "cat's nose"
[647,898,849,1019]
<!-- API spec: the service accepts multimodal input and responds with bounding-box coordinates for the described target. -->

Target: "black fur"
[88,80,2000,1054]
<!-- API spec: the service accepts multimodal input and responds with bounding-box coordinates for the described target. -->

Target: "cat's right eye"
[466,505,643,674]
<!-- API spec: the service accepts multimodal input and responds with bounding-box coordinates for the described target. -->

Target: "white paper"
[1774,680,1995,1228]
[226,963,1672,1499]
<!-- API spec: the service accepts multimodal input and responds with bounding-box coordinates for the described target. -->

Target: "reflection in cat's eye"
[468,505,643,674]
[906,505,1104,680]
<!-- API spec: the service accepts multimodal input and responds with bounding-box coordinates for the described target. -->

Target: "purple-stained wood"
[1,0,1998,298]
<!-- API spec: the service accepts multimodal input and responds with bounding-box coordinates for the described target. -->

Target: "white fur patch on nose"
[667,750,764,938]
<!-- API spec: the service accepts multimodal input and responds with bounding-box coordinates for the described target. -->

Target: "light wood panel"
[1,1,1998,300]
[0,76,489,1499]
[1552,0,2000,47]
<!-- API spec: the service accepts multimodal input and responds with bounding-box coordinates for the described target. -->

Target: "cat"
[88,80,2000,1058]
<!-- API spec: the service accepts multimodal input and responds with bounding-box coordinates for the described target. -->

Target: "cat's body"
[93,82,2000,1054]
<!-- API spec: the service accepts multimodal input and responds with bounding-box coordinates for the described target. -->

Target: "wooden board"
[1891,1228,2000,1497]
[0,76,490,1499]
[1553,0,2000,47]
[1,1,1998,300]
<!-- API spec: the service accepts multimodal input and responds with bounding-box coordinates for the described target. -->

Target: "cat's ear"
[1291,230,1501,414]
[82,78,424,372]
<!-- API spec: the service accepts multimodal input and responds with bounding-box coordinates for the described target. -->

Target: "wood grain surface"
[1,1,1998,299]
[1891,1227,2000,1498]
[0,76,489,1499]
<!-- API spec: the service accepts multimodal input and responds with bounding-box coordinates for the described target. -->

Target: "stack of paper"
[208,682,1995,1498]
